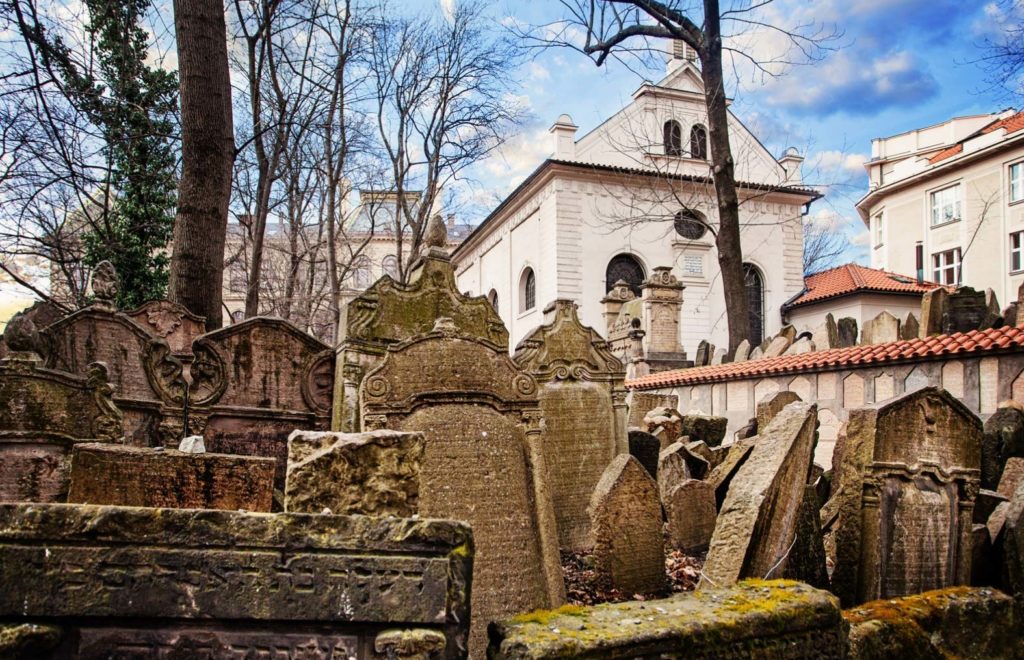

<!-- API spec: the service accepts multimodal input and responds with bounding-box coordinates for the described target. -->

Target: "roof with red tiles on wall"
[783,263,944,310]
[928,110,1024,164]
[626,324,1024,390]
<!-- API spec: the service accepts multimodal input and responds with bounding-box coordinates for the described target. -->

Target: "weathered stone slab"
[514,300,627,550]
[589,454,664,595]
[488,580,846,659]
[783,485,829,589]
[284,429,424,516]
[749,345,765,360]
[943,286,988,334]
[982,404,1024,490]
[785,337,814,355]
[657,441,691,499]
[830,387,982,606]
[919,287,948,337]
[361,320,563,657]
[845,586,1020,660]
[900,312,920,341]
[811,313,838,351]
[701,402,818,587]
[664,478,716,553]
[1001,480,1024,599]
[733,339,751,362]
[862,310,900,344]
[837,317,858,347]
[778,324,797,344]
[679,413,727,447]
[67,443,275,512]
[756,390,802,431]
[0,502,473,658]
[660,440,709,486]
[763,334,791,358]
[628,429,661,479]
[974,488,1009,525]
[643,406,683,448]
[997,456,1024,499]
[627,392,678,428]
[707,437,756,508]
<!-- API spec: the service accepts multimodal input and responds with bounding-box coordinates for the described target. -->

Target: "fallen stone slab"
[664,478,716,553]
[679,414,728,447]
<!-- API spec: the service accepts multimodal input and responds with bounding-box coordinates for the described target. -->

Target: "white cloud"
[849,229,871,247]
[439,0,455,24]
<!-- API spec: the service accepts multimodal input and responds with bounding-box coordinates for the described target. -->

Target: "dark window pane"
[606,254,645,297]
[674,210,707,240]
[744,263,764,345]
[525,270,535,310]
[690,124,708,160]
[664,120,683,156]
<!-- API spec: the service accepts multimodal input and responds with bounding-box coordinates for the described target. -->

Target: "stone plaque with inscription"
[0,502,472,658]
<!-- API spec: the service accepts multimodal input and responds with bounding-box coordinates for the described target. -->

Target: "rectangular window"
[1012,163,1024,203]
[1012,231,1024,272]
[930,184,962,226]
[932,248,961,285]
[872,212,884,247]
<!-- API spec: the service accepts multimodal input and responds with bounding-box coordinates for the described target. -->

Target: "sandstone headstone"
[784,337,814,355]
[589,454,665,595]
[919,287,948,337]
[830,387,982,606]
[782,485,829,589]
[736,417,757,440]
[749,346,764,360]
[811,314,839,351]
[900,312,920,341]
[943,286,988,334]
[778,324,797,344]
[360,321,564,656]
[974,489,1009,525]
[1004,301,1020,327]
[695,340,712,366]
[701,402,818,587]
[125,299,206,358]
[664,478,717,553]
[756,390,802,431]
[284,429,425,516]
[711,348,727,365]
[513,299,627,550]
[0,502,473,658]
[862,310,900,344]
[67,443,275,512]
[1000,480,1024,599]
[628,429,661,479]
[982,404,1024,490]
[733,339,751,362]
[837,317,858,347]
[985,290,1004,327]
[706,438,757,509]
[763,334,791,357]
[686,439,720,468]
[657,441,691,499]
[997,456,1024,499]
[627,392,678,428]
[643,406,682,446]
[679,413,727,447]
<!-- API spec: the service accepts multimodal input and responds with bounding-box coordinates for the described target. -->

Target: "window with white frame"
[1012,231,1024,272]
[1012,162,1024,203]
[930,184,961,226]
[872,212,884,247]
[932,248,961,285]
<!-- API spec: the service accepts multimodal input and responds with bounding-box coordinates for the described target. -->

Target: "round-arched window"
[605,254,645,297]
[690,124,708,160]
[520,268,536,312]
[664,120,683,157]
[487,288,499,311]
[744,263,765,346]
[674,209,707,240]
[382,255,399,279]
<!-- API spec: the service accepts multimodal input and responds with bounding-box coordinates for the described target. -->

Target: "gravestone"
[711,348,727,365]
[837,317,858,347]
[830,387,982,606]
[763,335,791,357]
[778,324,797,344]
[942,286,988,334]
[67,443,274,512]
[783,485,829,589]
[695,340,712,366]
[919,287,948,337]
[982,404,1024,490]
[644,405,683,447]
[900,312,920,341]
[628,429,661,480]
[811,314,838,351]
[193,317,334,490]
[125,299,206,358]
[659,440,709,486]
[0,353,122,503]
[627,392,678,428]
[361,319,563,657]
[657,441,692,500]
[749,346,765,360]
[0,502,473,658]
[588,454,665,594]
[733,339,751,362]
[664,479,717,553]
[785,337,814,355]
[1001,480,1024,600]
[679,413,727,447]
[284,429,425,516]
[707,438,757,509]
[701,402,818,587]
[513,299,628,550]
[756,390,802,430]
[862,311,900,344]
[997,457,1024,499]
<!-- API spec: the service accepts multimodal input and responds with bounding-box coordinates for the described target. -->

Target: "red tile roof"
[927,143,962,164]
[928,110,1024,164]
[783,263,943,310]
[626,324,1024,390]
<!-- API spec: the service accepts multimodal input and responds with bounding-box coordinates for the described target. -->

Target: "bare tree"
[979,1,1024,98]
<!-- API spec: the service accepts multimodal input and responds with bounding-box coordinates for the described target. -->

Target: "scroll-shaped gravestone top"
[830,387,982,606]
[361,326,563,657]
[89,260,119,309]
[513,299,627,550]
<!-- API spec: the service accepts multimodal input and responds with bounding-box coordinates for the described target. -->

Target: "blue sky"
[457,0,1013,268]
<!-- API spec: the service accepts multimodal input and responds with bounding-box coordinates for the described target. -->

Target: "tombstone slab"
[783,485,829,589]
[982,404,1024,490]
[0,502,473,658]
[900,312,920,341]
[706,438,757,509]
[784,337,815,355]
[643,406,682,446]
[763,335,791,358]
[733,339,751,362]
[997,457,1024,499]
[811,314,839,351]
[862,311,900,344]
[830,387,982,606]
[284,430,425,516]
[627,392,678,428]
[943,286,988,334]
[702,402,818,587]
[628,429,661,479]
[837,317,858,347]
[664,479,717,553]
[67,443,275,512]
[1000,480,1024,599]
[756,390,802,431]
[695,340,712,367]
[679,413,728,447]
[657,441,691,500]
[749,346,765,360]
[589,454,665,595]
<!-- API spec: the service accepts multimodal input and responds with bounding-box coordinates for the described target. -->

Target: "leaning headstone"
[736,417,757,440]
[660,440,709,484]
[664,478,717,553]
[695,340,711,367]
[811,314,838,351]
[679,413,728,447]
[701,402,818,587]
[628,429,661,480]
[783,485,829,589]
[984,289,1003,329]
[360,318,564,656]
[67,443,275,512]
[757,390,802,431]
[982,403,1024,490]
[589,454,665,595]
[1003,301,1020,327]
[643,406,683,445]
[784,337,814,355]
[861,310,900,344]
[919,287,948,337]
[706,437,757,509]
[658,441,692,499]
[627,392,679,428]
[837,317,858,347]
[0,502,473,657]
[686,440,720,469]
[997,457,1024,499]
[778,324,797,344]
[763,334,791,358]
[900,312,920,341]
[1001,480,1024,599]
[284,429,425,516]
[733,339,751,362]
[513,299,627,550]
[974,489,1008,525]
[748,346,765,360]
[830,387,982,606]
[942,286,988,334]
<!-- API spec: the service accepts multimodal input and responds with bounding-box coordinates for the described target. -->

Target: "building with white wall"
[451,51,818,354]
[857,109,1024,308]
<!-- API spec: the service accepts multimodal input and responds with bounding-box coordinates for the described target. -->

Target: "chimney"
[549,114,578,160]
[446,213,456,233]
[778,147,804,185]
[916,242,924,285]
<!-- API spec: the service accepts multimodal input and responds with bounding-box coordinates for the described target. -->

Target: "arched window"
[351,255,372,290]
[673,209,707,240]
[743,263,764,346]
[487,289,499,311]
[690,124,708,160]
[382,255,399,280]
[664,120,683,157]
[519,268,536,312]
[606,253,646,298]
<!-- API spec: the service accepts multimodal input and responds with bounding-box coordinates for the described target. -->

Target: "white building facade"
[857,109,1024,307]
[452,56,817,355]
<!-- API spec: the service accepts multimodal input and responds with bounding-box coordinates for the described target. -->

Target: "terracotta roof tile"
[626,325,1024,390]
[981,110,1024,135]
[928,143,962,164]
[784,263,943,309]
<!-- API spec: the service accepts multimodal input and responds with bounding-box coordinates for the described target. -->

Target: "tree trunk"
[168,0,234,329]
[700,0,751,355]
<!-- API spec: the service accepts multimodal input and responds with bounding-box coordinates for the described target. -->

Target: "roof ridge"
[846,263,867,288]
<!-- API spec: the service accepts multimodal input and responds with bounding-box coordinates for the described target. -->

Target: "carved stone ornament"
[86,361,125,441]
[90,260,119,307]
[605,279,635,301]
[301,350,335,414]
[143,301,185,337]
[423,213,448,249]
[2,311,41,357]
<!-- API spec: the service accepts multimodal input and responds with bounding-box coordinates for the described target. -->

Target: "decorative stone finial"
[424,214,448,249]
[90,260,119,308]
[432,316,458,337]
[2,310,42,363]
